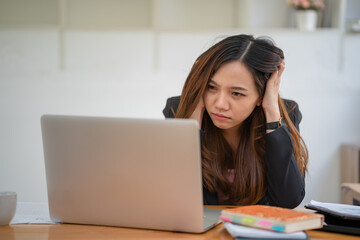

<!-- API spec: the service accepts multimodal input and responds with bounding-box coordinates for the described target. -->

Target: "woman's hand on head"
[190,97,205,129]
[262,60,285,123]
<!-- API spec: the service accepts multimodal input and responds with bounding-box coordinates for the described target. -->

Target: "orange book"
[220,205,324,233]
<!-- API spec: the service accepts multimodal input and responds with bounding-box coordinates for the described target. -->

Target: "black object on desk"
[305,201,360,236]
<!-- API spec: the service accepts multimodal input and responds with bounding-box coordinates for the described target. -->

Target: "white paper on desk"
[309,200,360,218]
[10,202,55,224]
[223,222,308,239]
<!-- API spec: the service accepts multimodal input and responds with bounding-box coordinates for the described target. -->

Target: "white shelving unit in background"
[0,0,356,71]
[0,0,350,30]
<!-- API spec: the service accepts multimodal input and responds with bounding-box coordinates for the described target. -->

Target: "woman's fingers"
[276,61,285,84]
[190,96,205,129]
[261,61,285,120]
[268,60,285,90]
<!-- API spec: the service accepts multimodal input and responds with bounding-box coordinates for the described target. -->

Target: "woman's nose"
[215,93,230,111]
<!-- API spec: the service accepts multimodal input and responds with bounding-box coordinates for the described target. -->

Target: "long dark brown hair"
[175,34,308,205]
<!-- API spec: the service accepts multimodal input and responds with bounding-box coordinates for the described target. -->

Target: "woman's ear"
[256,97,262,106]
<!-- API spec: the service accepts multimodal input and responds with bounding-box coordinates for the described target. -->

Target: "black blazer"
[162,96,305,208]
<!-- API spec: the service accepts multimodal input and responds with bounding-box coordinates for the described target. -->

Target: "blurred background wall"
[1,0,360,206]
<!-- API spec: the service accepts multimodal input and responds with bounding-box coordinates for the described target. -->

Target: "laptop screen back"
[41,115,205,232]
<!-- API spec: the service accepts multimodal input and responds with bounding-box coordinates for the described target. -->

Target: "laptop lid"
[41,115,219,233]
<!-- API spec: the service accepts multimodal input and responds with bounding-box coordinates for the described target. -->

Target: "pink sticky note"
[257,220,271,226]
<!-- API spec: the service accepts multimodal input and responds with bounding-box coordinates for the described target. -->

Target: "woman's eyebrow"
[232,86,248,91]
[209,79,217,85]
[209,79,248,91]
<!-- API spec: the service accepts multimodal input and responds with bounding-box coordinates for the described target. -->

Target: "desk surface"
[1,223,360,240]
[2,205,359,240]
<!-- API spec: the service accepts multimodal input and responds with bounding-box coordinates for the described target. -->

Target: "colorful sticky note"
[242,218,254,223]
[271,226,285,232]
[257,220,271,226]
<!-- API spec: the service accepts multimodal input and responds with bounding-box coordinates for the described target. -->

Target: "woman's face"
[204,61,261,133]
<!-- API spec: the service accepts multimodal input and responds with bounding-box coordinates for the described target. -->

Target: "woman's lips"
[212,113,231,121]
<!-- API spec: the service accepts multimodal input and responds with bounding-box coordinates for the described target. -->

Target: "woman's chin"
[211,119,241,132]
[212,121,231,130]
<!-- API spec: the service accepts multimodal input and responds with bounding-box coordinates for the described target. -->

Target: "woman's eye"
[207,85,216,91]
[233,92,244,97]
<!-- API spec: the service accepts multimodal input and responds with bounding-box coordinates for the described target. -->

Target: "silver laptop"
[41,115,221,233]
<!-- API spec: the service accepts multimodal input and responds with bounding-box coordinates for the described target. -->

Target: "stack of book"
[305,200,360,235]
[220,205,324,239]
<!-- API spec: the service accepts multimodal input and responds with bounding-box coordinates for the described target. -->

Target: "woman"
[163,34,308,208]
